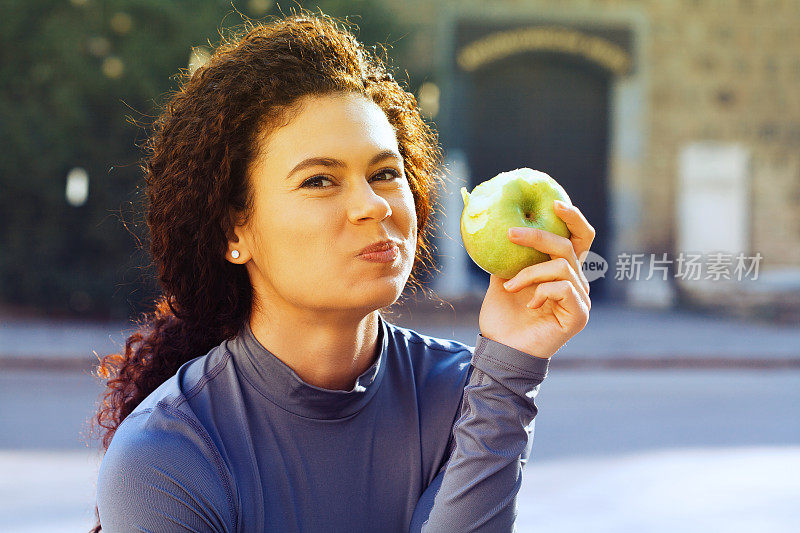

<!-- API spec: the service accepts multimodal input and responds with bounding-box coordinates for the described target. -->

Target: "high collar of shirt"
[227,314,388,420]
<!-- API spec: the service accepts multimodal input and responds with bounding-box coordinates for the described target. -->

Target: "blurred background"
[1,0,798,532]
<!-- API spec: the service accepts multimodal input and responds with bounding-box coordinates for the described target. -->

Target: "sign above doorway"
[457,25,633,76]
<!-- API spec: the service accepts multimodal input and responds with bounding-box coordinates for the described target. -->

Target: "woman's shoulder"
[96,391,238,530]
[383,319,475,391]
[382,321,476,458]
[99,343,238,481]
[101,352,227,473]
[385,320,475,358]
[96,342,242,528]
[130,341,233,415]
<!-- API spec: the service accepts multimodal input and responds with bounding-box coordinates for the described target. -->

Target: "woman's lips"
[357,242,399,263]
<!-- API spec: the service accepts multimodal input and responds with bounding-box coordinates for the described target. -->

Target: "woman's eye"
[300,169,401,188]
[301,176,332,188]
[373,168,402,181]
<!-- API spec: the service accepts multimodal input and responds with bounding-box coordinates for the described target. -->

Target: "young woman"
[91,11,593,533]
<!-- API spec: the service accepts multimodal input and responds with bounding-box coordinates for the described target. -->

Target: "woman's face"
[229,91,418,317]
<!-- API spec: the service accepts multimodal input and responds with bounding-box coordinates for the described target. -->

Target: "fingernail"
[554,200,567,209]
[508,228,523,238]
[503,281,514,290]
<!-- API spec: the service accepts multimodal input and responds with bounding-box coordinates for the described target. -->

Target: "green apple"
[460,168,572,279]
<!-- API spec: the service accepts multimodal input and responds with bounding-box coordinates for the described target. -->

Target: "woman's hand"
[478,200,596,359]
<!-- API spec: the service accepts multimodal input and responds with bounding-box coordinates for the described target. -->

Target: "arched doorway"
[464,51,611,299]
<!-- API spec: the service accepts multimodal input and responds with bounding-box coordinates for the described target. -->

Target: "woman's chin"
[359,277,407,304]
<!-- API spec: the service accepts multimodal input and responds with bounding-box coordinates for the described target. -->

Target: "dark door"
[465,52,611,299]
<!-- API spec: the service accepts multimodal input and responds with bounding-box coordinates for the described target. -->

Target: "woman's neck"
[248,309,381,391]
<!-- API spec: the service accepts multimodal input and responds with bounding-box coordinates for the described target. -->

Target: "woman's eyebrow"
[285,149,402,180]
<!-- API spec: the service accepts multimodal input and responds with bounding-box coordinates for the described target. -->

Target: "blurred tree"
[0,0,415,320]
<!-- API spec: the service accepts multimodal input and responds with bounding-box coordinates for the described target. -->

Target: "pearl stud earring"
[231,250,240,259]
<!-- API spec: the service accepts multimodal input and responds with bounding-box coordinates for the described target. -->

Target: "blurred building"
[384,0,800,321]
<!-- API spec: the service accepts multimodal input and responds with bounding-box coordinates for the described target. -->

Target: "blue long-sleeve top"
[96,312,550,532]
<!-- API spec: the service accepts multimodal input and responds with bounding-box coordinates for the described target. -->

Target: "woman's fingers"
[553,200,596,260]
[503,257,590,311]
[507,227,590,295]
[554,201,595,293]
[529,280,590,332]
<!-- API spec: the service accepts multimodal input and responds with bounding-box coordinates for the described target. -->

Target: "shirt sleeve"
[96,406,237,532]
[411,333,550,532]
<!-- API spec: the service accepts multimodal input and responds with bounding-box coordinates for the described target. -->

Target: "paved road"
[3,302,800,368]
[3,367,798,455]
[2,367,799,531]
[0,369,105,449]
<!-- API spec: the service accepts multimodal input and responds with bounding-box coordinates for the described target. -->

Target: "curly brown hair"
[88,10,445,532]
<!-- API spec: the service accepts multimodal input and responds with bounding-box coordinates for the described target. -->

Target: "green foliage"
[0,0,414,320]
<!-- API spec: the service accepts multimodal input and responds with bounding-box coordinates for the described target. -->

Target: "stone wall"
[374,0,800,316]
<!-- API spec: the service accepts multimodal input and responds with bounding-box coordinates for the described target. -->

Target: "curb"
[549,357,800,370]
[0,357,101,372]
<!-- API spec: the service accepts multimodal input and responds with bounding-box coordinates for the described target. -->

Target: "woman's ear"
[225,212,252,264]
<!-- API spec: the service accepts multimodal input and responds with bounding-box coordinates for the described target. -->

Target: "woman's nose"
[347,180,392,223]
